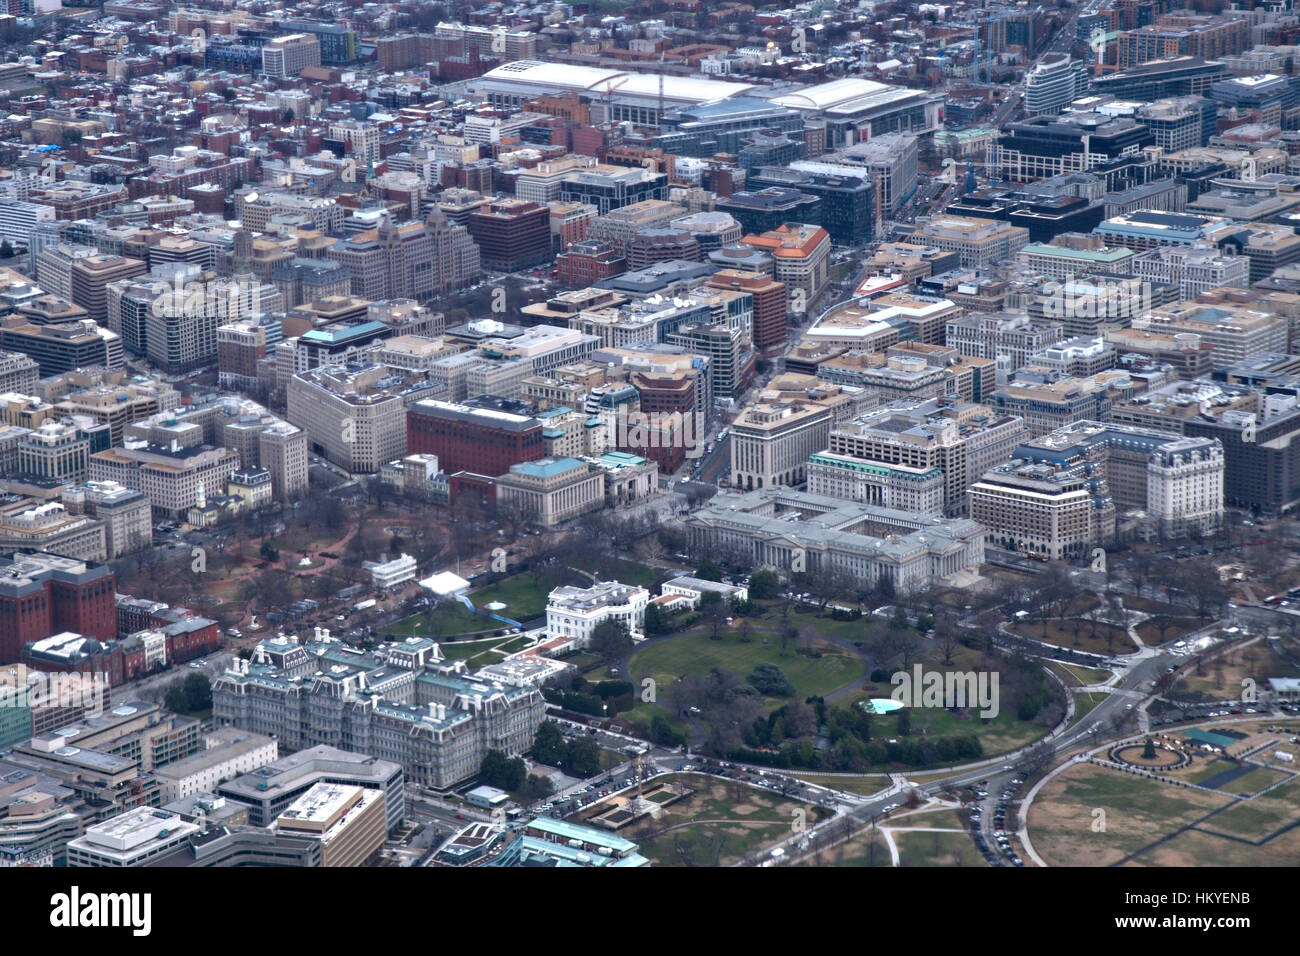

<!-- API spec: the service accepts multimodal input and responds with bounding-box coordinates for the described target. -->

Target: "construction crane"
[602,77,628,125]
[658,49,665,129]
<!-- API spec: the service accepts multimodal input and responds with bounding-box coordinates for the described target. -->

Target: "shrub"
[747,662,795,696]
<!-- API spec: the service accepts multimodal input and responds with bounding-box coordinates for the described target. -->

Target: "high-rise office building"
[262,33,322,78]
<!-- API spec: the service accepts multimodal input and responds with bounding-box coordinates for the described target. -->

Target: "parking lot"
[969,774,1027,867]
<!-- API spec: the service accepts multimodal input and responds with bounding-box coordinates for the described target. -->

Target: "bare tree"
[780,623,798,657]
[936,613,960,666]
[673,833,697,866]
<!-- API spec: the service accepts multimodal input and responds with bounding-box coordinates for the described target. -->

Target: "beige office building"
[286,365,436,475]
[827,397,1028,516]
[494,456,605,528]
[910,215,1030,271]
[731,374,867,491]
[969,463,1115,560]
[89,442,241,520]
[272,783,386,868]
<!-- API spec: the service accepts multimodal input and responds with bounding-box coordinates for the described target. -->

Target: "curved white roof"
[614,72,755,101]
[480,60,755,104]
[767,77,922,116]
[483,59,624,92]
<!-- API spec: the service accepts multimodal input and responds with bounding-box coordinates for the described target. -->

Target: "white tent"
[419,571,472,596]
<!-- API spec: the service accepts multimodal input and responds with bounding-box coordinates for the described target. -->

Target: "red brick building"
[556,239,625,287]
[448,471,498,508]
[708,268,788,354]
[0,552,116,664]
[21,614,219,687]
[407,399,544,477]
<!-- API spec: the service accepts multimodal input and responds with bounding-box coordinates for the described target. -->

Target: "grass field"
[1060,663,1112,685]
[629,629,865,712]
[1027,763,1232,866]
[617,701,689,735]
[1135,774,1300,866]
[388,605,488,637]
[797,818,985,867]
[1026,760,1300,865]
[1200,779,1300,839]
[799,828,893,867]
[469,572,582,621]
[437,635,513,661]
[843,695,1050,758]
[1072,692,1107,722]
[608,773,811,866]
[784,610,879,643]
[566,555,667,590]
[566,651,602,673]
[887,807,967,830]
[1009,619,1135,656]
[891,830,985,867]
[786,772,891,796]
[1048,661,1112,687]
[1182,757,1236,784]
[1219,766,1290,796]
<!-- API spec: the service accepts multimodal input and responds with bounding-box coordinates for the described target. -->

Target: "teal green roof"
[808,453,941,480]
[511,457,584,478]
[1022,242,1133,263]
[528,816,639,853]
[300,320,388,344]
[600,451,647,466]
[1183,729,1236,748]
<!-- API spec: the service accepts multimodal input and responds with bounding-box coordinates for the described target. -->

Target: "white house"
[546,580,649,645]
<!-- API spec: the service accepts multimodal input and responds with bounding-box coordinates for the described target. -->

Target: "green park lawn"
[784,610,879,644]
[1055,663,1113,686]
[891,830,986,867]
[469,570,585,621]
[1219,766,1290,796]
[388,604,487,638]
[843,692,1050,759]
[437,635,512,661]
[624,773,810,866]
[566,554,667,590]
[1073,692,1107,722]
[629,629,866,712]
[785,772,891,796]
